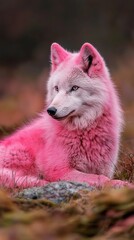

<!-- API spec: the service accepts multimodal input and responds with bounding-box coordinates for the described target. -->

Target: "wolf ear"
[78,43,103,76]
[50,43,68,71]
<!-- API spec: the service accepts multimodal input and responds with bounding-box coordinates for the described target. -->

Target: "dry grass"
[0,187,134,240]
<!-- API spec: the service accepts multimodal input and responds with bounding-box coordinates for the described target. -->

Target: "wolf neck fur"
[47,104,113,133]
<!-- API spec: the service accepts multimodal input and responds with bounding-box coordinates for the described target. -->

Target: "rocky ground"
[0,182,134,240]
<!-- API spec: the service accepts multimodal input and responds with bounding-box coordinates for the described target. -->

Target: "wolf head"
[47,42,111,129]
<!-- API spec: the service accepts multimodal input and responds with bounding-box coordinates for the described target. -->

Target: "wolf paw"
[107,179,134,188]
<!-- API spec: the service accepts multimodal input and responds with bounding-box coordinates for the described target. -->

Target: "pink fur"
[0,42,129,189]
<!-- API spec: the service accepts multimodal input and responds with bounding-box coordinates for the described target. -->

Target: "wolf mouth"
[52,110,75,121]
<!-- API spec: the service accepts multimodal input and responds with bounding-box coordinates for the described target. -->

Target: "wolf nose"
[47,107,57,116]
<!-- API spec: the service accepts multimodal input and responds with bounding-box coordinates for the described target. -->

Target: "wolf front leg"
[59,169,109,187]
[59,169,133,188]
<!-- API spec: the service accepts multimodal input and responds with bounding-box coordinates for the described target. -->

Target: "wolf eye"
[54,86,59,92]
[71,85,79,92]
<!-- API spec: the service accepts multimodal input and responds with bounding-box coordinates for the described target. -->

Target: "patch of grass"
[114,143,134,182]
[0,188,134,239]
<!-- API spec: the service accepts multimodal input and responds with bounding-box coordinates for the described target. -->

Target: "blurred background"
[0,0,133,156]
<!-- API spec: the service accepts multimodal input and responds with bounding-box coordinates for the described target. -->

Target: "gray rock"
[16,181,94,204]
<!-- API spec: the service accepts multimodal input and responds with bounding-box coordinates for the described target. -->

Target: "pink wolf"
[0,43,128,188]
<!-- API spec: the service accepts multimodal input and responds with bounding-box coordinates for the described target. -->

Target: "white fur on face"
[47,63,109,129]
